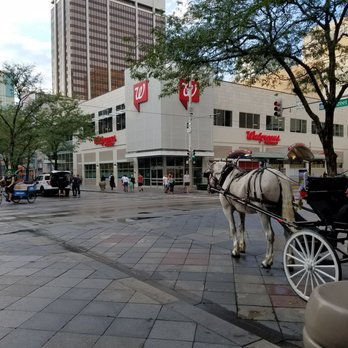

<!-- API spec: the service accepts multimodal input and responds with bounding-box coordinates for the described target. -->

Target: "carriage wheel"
[283,230,341,301]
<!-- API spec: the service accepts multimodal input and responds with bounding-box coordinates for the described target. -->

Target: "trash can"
[303,281,348,348]
[99,181,106,191]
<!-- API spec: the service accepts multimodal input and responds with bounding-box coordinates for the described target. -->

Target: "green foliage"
[0,63,95,171]
[130,0,348,175]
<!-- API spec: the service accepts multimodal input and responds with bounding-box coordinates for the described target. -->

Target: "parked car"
[35,171,71,196]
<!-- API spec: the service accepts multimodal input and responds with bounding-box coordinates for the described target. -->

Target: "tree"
[0,63,48,171]
[130,0,348,175]
[37,94,94,170]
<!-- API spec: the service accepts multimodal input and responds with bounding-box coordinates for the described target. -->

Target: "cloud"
[0,0,52,90]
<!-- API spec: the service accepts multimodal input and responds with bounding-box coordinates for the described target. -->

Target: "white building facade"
[75,71,348,187]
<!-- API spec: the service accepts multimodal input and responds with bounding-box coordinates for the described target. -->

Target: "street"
[0,189,306,347]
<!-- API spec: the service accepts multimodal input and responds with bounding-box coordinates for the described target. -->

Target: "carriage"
[205,149,348,301]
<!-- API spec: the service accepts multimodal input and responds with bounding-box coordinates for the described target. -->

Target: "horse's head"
[204,161,226,193]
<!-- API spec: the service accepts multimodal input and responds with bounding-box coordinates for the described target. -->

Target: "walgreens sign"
[133,80,148,112]
[179,80,200,109]
[246,130,280,145]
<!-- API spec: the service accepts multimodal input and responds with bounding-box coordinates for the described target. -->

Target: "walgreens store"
[75,71,348,187]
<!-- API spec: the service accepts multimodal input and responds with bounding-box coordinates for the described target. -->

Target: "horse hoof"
[261,262,272,269]
[231,253,240,259]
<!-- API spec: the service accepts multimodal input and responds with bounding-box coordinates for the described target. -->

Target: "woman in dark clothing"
[109,174,115,190]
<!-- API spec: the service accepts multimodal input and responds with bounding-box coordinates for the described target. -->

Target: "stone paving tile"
[60,287,102,300]
[43,332,98,348]
[42,299,90,314]
[0,296,21,310]
[270,295,306,308]
[205,281,235,292]
[7,296,54,312]
[0,310,36,328]
[238,305,276,321]
[27,286,70,299]
[0,276,25,285]
[0,328,54,348]
[274,308,305,323]
[15,276,54,286]
[118,303,161,319]
[148,319,196,341]
[80,301,125,317]
[61,314,114,335]
[235,283,267,294]
[94,336,145,347]
[19,312,74,331]
[237,293,272,307]
[75,278,113,289]
[95,288,134,302]
[194,325,241,346]
[206,273,234,282]
[175,280,205,291]
[144,339,193,347]
[234,274,264,284]
[104,318,155,338]
[203,291,236,305]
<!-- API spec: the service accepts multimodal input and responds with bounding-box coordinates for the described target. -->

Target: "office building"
[51,0,165,100]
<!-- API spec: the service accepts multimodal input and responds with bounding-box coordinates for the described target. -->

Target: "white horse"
[205,161,296,268]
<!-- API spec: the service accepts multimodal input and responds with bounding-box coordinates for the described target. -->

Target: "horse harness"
[212,163,282,207]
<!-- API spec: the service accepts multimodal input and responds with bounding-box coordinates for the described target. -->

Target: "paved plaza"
[0,186,343,347]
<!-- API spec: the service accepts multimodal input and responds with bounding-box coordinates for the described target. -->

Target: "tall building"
[51,0,165,101]
[0,71,14,106]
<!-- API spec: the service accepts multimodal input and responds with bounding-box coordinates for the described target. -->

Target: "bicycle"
[0,184,37,204]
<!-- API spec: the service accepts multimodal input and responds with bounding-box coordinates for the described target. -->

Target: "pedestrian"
[121,175,129,192]
[0,170,16,202]
[163,174,168,193]
[138,173,144,192]
[99,175,106,191]
[72,174,82,197]
[109,174,115,190]
[183,172,190,193]
[130,175,135,192]
[168,173,175,194]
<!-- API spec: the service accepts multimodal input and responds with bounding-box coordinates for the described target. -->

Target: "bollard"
[303,280,348,348]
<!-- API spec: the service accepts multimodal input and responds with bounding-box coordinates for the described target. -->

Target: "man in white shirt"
[121,175,129,192]
[183,172,190,193]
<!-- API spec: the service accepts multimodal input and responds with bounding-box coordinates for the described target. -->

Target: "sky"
[0,0,183,92]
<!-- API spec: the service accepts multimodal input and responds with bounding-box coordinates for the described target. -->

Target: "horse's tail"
[279,177,296,233]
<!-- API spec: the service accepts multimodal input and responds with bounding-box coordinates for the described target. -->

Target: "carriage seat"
[306,176,348,224]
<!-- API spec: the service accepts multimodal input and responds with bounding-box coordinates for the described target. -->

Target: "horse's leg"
[258,213,274,268]
[220,196,239,257]
[238,212,246,253]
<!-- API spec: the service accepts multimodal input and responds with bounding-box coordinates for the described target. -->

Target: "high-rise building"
[51,0,165,101]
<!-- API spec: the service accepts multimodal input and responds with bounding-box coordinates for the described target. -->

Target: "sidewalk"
[0,226,278,348]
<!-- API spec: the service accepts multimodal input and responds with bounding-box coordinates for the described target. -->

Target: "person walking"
[138,173,144,192]
[183,172,190,193]
[109,174,115,190]
[72,174,82,197]
[130,175,135,192]
[163,174,169,193]
[121,175,129,192]
[168,173,175,194]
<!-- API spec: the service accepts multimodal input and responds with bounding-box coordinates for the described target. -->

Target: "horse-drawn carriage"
[205,158,348,301]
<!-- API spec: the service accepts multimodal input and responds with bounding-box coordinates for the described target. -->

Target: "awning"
[287,143,314,161]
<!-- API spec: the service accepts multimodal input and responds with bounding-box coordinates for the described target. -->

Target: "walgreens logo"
[246,131,280,145]
[133,80,148,112]
[179,80,200,109]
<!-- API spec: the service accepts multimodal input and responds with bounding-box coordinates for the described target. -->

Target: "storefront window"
[100,163,113,178]
[85,164,96,178]
[118,162,134,179]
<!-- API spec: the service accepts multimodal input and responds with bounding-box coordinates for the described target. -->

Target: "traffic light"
[273,99,283,117]
[192,150,196,163]
[187,150,191,158]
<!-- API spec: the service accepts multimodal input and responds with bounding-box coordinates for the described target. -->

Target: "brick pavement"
[0,186,334,347]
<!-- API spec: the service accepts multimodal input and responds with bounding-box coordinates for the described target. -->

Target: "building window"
[98,117,113,134]
[84,164,96,178]
[116,103,126,131]
[311,121,324,134]
[334,124,344,137]
[239,112,260,129]
[214,109,232,127]
[100,163,114,178]
[290,118,307,133]
[98,107,112,117]
[266,115,285,131]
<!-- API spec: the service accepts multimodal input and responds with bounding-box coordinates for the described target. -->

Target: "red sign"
[133,80,148,112]
[246,130,280,145]
[179,80,200,109]
[94,135,117,147]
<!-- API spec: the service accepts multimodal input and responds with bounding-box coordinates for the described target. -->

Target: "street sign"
[319,97,348,110]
